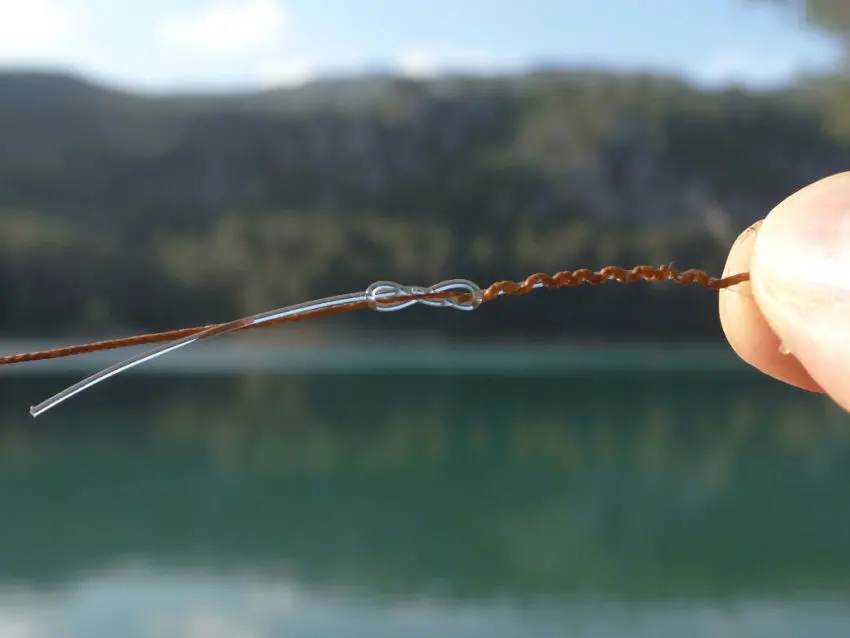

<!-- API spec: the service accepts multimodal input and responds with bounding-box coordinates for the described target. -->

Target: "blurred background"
[1,0,850,636]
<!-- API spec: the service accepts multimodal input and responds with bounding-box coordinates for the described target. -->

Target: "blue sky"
[0,0,841,92]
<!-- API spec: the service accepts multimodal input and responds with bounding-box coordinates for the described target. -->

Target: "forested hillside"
[1,69,848,341]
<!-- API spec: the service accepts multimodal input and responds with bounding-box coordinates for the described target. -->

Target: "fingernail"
[721,220,762,299]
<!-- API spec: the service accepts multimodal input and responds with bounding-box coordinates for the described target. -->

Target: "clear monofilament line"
[29,278,482,417]
[29,290,368,417]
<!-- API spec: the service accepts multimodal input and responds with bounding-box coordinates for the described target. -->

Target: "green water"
[0,364,848,637]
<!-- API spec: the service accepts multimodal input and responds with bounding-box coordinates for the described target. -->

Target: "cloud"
[252,49,526,89]
[693,47,807,88]
[395,49,522,78]
[157,0,288,57]
[255,58,314,86]
[0,0,85,61]
[396,51,441,78]
[252,49,522,89]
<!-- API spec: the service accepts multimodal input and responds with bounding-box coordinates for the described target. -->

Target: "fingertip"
[719,221,823,394]
[750,172,850,410]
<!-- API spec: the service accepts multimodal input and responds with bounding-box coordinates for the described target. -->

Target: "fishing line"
[0,265,749,417]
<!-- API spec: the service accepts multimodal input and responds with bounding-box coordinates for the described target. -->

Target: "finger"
[751,172,850,411]
[719,220,823,393]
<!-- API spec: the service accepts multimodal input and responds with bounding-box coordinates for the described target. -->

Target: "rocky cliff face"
[1,70,846,231]
[0,70,848,338]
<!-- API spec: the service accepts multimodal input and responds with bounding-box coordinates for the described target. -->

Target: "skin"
[720,172,850,412]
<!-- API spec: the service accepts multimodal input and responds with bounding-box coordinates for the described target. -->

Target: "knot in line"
[366,279,482,312]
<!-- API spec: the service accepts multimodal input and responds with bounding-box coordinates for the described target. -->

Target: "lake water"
[0,349,848,637]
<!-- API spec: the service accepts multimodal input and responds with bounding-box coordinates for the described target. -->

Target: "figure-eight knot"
[366,279,482,312]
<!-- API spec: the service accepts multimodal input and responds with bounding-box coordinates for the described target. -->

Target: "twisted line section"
[482,266,747,301]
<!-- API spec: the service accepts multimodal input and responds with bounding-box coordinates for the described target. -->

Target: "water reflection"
[0,371,847,636]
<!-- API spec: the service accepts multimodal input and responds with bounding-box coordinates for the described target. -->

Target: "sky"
[0,0,842,92]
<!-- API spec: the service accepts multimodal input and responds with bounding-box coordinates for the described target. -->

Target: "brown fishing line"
[0,265,749,366]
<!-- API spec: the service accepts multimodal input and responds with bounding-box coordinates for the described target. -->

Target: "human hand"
[720,172,850,412]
